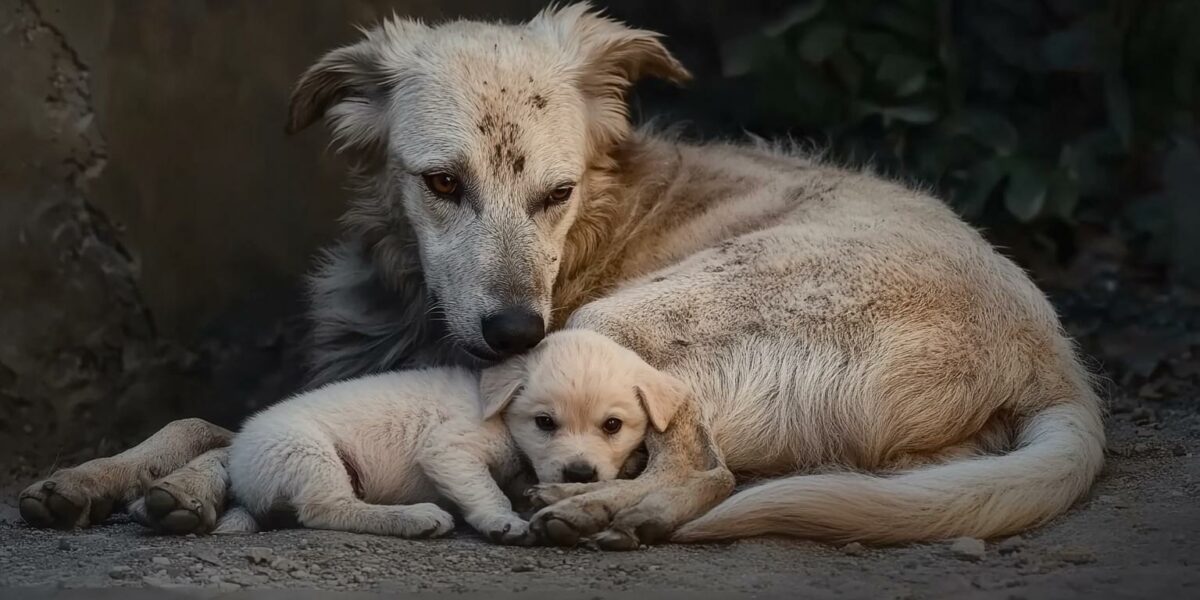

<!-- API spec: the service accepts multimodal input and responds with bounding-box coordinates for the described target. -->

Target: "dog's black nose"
[481,308,545,356]
[561,462,598,483]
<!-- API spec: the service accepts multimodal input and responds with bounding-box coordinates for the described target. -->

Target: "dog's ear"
[535,3,691,149]
[480,356,529,420]
[286,19,423,152]
[635,369,688,433]
[287,40,383,135]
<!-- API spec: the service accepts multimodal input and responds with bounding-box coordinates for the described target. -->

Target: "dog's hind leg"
[141,447,230,534]
[19,418,232,529]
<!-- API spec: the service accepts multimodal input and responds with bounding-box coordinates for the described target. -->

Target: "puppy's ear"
[635,369,688,433]
[534,3,691,149]
[480,356,529,421]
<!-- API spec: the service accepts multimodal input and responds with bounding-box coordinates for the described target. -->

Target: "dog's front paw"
[529,486,643,547]
[475,513,533,546]
[19,469,114,529]
[525,482,597,510]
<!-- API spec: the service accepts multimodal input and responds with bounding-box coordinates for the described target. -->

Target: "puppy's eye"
[534,414,557,432]
[601,417,623,435]
[423,172,460,199]
[543,184,574,210]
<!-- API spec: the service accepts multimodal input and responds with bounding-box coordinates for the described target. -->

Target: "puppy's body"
[226,367,510,539]
[222,330,662,541]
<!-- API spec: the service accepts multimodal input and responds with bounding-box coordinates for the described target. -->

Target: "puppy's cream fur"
[222,330,663,541]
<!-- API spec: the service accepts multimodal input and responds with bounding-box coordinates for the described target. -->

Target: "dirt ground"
[1,402,1197,599]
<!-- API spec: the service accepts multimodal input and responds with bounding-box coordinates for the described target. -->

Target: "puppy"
[218,329,681,543]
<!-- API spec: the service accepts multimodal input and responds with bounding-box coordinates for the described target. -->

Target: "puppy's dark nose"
[481,307,545,356]
[561,462,598,484]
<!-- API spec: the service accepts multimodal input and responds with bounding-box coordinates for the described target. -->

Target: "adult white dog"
[20,3,1103,549]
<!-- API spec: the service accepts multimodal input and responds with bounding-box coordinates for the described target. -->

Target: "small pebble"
[151,556,171,566]
[1054,547,1095,565]
[998,535,1024,555]
[193,550,221,566]
[1172,444,1188,457]
[108,565,132,579]
[244,547,274,565]
[948,537,986,561]
[840,542,866,556]
[57,539,71,552]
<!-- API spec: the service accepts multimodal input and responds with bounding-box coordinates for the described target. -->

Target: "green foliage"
[718,0,1200,227]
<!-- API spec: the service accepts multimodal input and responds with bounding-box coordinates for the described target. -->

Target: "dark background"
[2,0,1197,477]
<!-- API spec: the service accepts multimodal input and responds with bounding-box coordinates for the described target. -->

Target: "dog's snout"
[561,462,598,483]
[481,308,545,356]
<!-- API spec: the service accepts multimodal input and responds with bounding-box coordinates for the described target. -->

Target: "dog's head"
[479,329,687,484]
[287,4,688,362]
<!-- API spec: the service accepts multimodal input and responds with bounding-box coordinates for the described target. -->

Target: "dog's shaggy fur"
[20,3,1104,548]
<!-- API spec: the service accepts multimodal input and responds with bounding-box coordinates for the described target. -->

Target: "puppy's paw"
[19,469,114,529]
[475,513,533,546]
[404,503,455,539]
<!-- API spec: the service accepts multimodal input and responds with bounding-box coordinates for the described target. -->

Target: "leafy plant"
[718,0,1200,232]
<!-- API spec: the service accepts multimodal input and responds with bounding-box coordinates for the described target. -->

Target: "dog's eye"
[601,417,623,435]
[543,184,574,210]
[423,172,460,199]
[534,414,557,432]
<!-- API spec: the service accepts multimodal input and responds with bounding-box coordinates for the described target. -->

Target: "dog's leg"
[19,418,232,529]
[529,404,734,549]
[141,447,230,534]
[418,424,531,545]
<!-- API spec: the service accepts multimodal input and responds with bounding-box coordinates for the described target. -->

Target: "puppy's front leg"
[418,421,531,545]
[530,403,734,550]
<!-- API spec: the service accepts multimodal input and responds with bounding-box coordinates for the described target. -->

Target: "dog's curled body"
[538,138,1105,544]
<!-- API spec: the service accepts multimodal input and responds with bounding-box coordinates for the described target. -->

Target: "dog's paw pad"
[593,529,641,551]
[142,485,214,535]
[535,516,582,547]
[18,473,111,529]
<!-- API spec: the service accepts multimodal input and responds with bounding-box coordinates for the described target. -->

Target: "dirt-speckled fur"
[19,3,1104,548]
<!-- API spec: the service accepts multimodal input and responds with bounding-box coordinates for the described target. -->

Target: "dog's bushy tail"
[671,399,1104,544]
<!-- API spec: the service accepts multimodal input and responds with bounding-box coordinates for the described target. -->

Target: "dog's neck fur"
[552,133,683,326]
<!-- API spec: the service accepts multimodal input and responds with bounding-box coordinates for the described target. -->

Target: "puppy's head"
[480,329,687,484]
[287,4,689,362]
